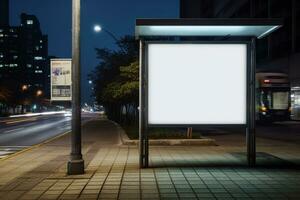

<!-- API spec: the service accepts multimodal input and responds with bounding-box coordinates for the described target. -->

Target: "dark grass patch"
[122,125,203,140]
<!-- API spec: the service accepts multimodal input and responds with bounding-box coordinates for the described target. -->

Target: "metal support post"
[247,37,256,167]
[139,40,149,168]
[68,0,84,175]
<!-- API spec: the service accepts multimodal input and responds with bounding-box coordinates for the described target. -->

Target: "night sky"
[10,0,179,104]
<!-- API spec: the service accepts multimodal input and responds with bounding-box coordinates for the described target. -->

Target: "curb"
[109,120,130,145]
[110,121,217,146]
[123,138,216,146]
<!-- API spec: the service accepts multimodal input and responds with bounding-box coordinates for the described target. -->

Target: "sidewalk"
[0,117,299,200]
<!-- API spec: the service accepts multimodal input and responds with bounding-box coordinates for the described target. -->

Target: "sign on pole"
[50,59,72,101]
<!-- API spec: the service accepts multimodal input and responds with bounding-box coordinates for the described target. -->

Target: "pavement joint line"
[116,146,130,200]
[95,147,121,200]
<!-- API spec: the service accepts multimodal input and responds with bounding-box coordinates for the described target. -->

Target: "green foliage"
[89,36,139,124]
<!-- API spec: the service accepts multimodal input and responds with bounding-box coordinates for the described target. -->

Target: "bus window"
[272,92,289,110]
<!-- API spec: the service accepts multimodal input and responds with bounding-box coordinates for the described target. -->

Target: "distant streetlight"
[36,90,43,96]
[88,80,92,84]
[22,85,28,91]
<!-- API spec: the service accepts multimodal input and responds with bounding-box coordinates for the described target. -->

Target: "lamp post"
[93,24,126,53]
[68,0,84,175]
[94,25,119,43]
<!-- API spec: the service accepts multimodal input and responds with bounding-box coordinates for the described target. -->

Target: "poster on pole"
[50,59,72,101]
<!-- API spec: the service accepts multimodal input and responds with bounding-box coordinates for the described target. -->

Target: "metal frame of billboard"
[145,41,250,127]
[139,39,256,168]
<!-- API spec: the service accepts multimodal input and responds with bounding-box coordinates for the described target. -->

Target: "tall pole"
[247,37,256,167]
[139,40,145,168]
[68,0,84,175]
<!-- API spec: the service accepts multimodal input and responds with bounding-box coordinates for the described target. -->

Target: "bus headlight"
[260,106,267,112]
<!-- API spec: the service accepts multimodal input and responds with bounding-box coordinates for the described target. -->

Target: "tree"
[89,35,139,124]
[0,85,11,102]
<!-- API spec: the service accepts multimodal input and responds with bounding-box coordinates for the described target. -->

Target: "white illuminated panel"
[136,25,280,39]
[147,43,247,125]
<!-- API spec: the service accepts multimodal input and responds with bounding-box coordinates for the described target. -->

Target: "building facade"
[0,6,49,113]
[0,0,9,27]
[180,0,300,87]
[0,13,49,95]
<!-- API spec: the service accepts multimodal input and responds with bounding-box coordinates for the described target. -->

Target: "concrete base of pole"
[67,159,84,175]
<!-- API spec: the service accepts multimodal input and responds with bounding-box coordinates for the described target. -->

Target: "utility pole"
[67,0,84,175]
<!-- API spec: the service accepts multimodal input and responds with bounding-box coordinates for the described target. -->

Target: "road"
[0,112,97,159]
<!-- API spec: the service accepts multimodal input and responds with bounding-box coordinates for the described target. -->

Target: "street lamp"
[22,85,28,91]
[94,25,102,33]
[36,90,43,97]
[93,24,120,45]
[68,0,84,175]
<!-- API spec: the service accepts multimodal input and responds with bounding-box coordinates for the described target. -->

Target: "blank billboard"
[147,43,247,125]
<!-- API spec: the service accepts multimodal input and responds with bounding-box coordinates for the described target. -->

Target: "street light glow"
[94,25,102,33]
[36,90,43,96]
[22,85,28,91]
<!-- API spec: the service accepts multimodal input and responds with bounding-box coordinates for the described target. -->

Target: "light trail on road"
[0,112,99,159]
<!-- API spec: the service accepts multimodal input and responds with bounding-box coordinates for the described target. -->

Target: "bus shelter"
[135,18,282,168]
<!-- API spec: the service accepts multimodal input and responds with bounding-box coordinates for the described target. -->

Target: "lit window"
[27,64,32,68]
[0,64,3,68]
[35,46,39,51]
[40,40,43,43]
[0,29,3,32]
[34,56,43,60]
[35,70,43,73]
[13,55,18,59]
[0,54,3,58]
[27,20,33,25]
[0,34,3,37]
[10,29,14,33]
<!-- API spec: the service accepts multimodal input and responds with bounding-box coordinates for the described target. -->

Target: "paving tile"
[0,119,300,200]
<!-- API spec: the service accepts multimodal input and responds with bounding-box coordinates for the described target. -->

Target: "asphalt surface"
[0,112,97,158]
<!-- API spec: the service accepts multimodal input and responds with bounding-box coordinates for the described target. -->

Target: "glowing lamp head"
[36,90,43,96]
[264,79,270,83]
[94,25,102,33]
[260,106,267,112]
[22,85,28,91]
